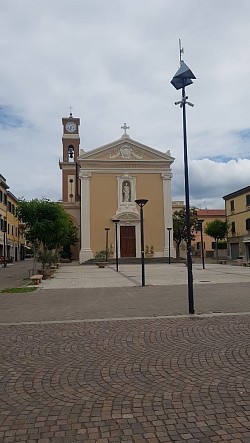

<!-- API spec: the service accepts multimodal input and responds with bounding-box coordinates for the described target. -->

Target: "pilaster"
[161,171,176,257]
[79,170,93,263]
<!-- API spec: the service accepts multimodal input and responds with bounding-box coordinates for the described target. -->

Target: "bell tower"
[60,112,80,203]
[59,112,81,260]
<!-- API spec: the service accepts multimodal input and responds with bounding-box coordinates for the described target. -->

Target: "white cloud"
[0,0,250,207]
[172,158,250,208]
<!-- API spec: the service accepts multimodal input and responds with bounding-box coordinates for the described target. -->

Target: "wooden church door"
[120,226,136,257]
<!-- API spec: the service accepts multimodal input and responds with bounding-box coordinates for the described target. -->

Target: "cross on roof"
[69,106,73,117]
[121,122,130,135]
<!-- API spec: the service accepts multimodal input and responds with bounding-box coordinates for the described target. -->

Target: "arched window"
[68,145,75,162]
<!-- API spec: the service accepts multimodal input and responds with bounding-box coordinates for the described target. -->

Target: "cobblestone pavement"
[1,315,250,443]
[1,282,250,324]
[1,261,250,442]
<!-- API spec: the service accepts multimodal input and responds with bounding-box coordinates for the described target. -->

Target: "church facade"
[59,114,175,263]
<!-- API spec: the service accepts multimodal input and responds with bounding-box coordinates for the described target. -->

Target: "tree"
[173,207,199,258]
[17,199,78,269]
[204,219,228,260]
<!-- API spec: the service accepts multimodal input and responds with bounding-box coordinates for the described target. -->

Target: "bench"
[242,262,250,267]
[30,274,43,285]
[218,260,227,265]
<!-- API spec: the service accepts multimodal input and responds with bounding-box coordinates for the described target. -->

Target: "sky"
[1,0,250,209]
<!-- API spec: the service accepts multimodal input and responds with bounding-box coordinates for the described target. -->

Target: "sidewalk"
[1,259,249,291]
[0,258,33,289]
[0,262,250,324]
[39,262,250,289]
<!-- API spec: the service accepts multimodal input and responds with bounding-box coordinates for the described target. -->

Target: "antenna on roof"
[179,38,184,65]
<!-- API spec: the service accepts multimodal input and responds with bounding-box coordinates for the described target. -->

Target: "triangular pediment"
[78,135,174,163]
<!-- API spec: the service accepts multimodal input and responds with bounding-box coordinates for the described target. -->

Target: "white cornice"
[62,134,79,139]
[77,166,173,174]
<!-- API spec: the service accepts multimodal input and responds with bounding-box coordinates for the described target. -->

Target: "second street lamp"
[171,42,196,315]
[135,199,148,287]
[167,227,172,264]
[105,228,110,263]
[112,219,120,272]
[198,219,205,270]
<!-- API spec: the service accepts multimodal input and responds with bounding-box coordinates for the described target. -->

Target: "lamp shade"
[171,61,196,90]
[135,199,148,208]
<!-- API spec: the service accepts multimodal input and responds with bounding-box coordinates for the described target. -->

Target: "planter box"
[38,269,54,279]
[95,262,107,268]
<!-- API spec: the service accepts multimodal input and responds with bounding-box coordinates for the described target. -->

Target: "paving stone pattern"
[1,316,250,442]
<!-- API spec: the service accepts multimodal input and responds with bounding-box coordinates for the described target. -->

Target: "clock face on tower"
[65,121,77,133]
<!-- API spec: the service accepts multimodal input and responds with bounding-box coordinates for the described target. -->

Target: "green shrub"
[38,250,58,269]
[217,241,227,250]
[94,250,109,261]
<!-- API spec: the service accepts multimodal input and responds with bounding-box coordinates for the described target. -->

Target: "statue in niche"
[122,181,131,202]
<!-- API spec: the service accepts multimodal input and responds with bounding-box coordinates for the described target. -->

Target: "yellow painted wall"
[0,194,6,221]
[226,191,250,237]
[0,185,7,254]
[90,172,165,253]
[135,173,164,252]
[90,173,118,252]
[6,195,19,245]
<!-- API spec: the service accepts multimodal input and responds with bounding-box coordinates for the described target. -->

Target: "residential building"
[172,200,184,213]
[171,205,226,258]
[6,191,25,261]
[59,114,176,262]
[0,174,25,261]
[223,186,250,260]
[0,174,8,258]
[194,209,226,256]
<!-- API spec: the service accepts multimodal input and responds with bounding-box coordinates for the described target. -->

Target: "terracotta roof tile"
[197,209,225,217]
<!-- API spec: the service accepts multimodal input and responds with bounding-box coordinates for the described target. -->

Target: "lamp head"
[171,61,196,90]
[197,219,204,231]
[135,199,148,208]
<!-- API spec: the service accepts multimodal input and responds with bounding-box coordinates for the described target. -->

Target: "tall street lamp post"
[167,227,172,264]
[113,219,120,272]
[135,199,148,287]
[198,219,205,269]
[105,228,110,263]
[171,43,196,315]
